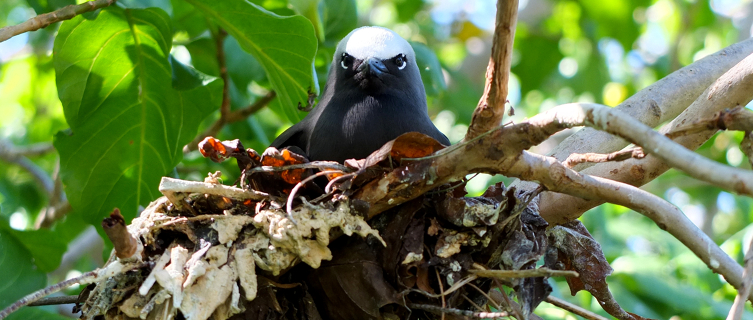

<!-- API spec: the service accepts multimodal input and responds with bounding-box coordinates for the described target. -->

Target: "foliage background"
[1,0,753,319]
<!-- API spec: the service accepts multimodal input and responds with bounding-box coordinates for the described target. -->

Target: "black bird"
[271,26,450,163]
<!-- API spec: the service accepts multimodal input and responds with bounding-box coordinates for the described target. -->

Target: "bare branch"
[727,235,753,320]
[464,0,519,141]
[470,268,578,279]
[524,103,753,197]
[0,261,144,319]
[563,148,645,168]
[215,29,230,118]
[544,296,609,320]
[0,271,99,319]
[548,37,753,167]
[407,303,509,319]
[27,296,78,307]
[509,151,753,302]
[666,106,753,139]
[184,91,277,152]
[158,177,268,207]
[538,51,753,224]
[226,91,277,122]
[0,0,116,43]
[0,140,54,195]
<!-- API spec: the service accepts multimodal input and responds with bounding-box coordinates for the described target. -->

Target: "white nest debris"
[94,176,384,320]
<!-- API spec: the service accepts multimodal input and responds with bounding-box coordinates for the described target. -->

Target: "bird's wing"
[270,121,309,154]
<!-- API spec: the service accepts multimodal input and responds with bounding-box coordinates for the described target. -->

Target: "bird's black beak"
[356,57,388,77]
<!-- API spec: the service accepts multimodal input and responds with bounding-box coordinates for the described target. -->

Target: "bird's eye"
[394,54,407,70]
[341,53,353,70]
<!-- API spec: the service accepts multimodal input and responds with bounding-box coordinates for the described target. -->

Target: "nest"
[75,135,597,320]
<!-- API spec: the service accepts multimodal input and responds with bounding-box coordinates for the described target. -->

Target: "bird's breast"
[308,94,421,162]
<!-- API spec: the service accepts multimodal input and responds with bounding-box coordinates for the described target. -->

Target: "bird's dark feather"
[271,28,449,163]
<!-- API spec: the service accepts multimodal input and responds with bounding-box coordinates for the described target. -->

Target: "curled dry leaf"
[545,220,655,320]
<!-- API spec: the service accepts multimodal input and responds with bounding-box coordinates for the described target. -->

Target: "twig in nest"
[460,294,486,313]
[726,235,753,320]
[491,278,524,320]
[159,177,268,210]
[102,208,139,259]
[403,275,478,299]
[325,173,355,194]
[435,268,446,320]
[247,161,351,174]
[666,106,753,139]
[470,267,579,279]
[544,296,609,320]
[466,282,503,312]
[286,171,340,224]
[563,148,645,168]
[407,303,509,319]
[27,295,78,307]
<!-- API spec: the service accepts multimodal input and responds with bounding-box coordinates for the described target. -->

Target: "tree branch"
[0,140,55,195]
[464,0,518,141]
[727,235,753,320]
[547,37,753,168]
[184,91,276,152]
[563,148,645,168]
[0,0,117,43]
[525,103,753,197]
[666,106,753,139]
[544,296,608,320]
[537,51,753,224]
[506,151,753,302]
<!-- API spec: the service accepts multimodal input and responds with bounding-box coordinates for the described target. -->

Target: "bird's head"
[332,26,424,95]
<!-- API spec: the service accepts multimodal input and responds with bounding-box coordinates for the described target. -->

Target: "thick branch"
[506,151,753,302]
[464,0,518,141]
[666,106,753,139]
[548,37,753,167]
[525,103,753,197]
[0,0,116,43]
[538,51,753,224]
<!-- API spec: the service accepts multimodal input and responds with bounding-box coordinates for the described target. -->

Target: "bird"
[270,26,450,163]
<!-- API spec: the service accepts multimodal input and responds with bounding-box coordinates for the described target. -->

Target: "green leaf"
[25,0,75,14]
[411,42,446,96]
[119,0,172,15]
[321,0,356,42]
[289,0,325,41]
[184,0,318,122]
[6,307,71,320]
[0,220,67,272]
[53,7,221,224]
[0,227,46,309]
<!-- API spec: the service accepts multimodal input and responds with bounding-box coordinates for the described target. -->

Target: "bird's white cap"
[337,26,415,61]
